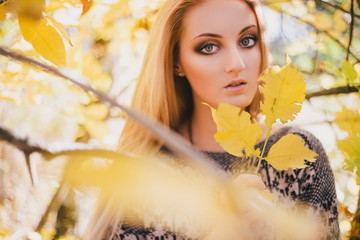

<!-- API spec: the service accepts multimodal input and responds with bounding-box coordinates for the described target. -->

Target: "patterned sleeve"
[256,126,340,240]
[291,128,340,240]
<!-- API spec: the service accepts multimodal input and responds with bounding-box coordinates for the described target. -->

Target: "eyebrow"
[192,24,258,40]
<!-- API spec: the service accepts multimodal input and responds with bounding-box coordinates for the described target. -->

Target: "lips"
[225,79,247,89]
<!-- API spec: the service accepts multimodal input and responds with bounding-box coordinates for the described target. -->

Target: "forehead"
[182,0,258,38]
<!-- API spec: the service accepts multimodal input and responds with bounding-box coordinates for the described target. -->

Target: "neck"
[189,101,225,152]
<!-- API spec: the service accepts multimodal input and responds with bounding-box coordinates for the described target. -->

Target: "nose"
[225,48,246,76]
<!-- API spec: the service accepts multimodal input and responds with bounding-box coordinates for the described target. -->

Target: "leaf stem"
[255,130,270,175]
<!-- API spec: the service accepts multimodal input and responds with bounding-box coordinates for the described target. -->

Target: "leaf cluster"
[209,56,317,173]
[335,104,360,182]
[0,0,93,65]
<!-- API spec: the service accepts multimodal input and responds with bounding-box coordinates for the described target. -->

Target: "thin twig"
[35,182,70,232]
[347,0,355,61]
[263,0,360,19]
[284,13,360,63]
[0,125,49,155]
[316,0,360,19]
[306,85,360,99]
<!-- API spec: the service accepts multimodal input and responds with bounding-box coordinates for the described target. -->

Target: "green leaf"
[341,60,358,82]
[338,137,360,173]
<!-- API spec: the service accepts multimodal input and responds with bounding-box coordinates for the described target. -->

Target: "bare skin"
[177,0,262,152]
[176,3,267,237]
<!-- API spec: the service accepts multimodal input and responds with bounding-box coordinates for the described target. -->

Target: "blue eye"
[240,35,257,48]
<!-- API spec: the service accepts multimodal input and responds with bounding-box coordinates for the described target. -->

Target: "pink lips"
[224,79,247,91]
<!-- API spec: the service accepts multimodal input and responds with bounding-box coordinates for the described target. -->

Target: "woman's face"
[178,0,262,110]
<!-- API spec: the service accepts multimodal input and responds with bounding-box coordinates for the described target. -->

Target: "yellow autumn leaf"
[259,55,306,130]
[0,227,10,238]
[0,4,7,23]
[263,0,288,12]
[45,0,78,12]
[67,48,112,92]
[61,150,218,236]
[16,0,45,19]
[306,1,315,13]
[40,229,56,240]
[265,134,317,170]
[46,14,73,47]
[60,150,319,240]
[209,103,262,157]
[332,10,347,33]
[81,0,93,15]
[18,14,66,66]
[335,105,360,138]
[82,119,109,142]
[84,103,109,120]
[0,95,15,102]
[58,236,79,240]
[302,12,333,31]
[337,137,360,171]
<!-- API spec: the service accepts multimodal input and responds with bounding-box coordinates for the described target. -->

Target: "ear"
[174,64,185,77]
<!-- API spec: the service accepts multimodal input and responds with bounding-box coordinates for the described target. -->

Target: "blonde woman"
[86,0,339,239]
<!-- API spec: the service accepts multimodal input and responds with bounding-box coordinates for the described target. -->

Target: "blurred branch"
[0,125,49,185]
[35,182,71,232]
[281,13,360,63]
[0,125,49,155]
[0,46,224,181]
[306,85,360,99]
[316,0,360,19]
[347,0,355,61]
[263,0,360,19]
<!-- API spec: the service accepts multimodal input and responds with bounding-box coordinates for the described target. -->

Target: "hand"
[233,173,265,190]
[205,174,267,240]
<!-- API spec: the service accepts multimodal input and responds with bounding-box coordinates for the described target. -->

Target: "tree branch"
[347,0,355,61]
[36,182,70,232]
[263,0,360,19]
[316,0,360,19]
[0,126,48,155]
[0,46,224,181]
[0,125,50,185]
[282,13,360,63]
[306,85,360,99]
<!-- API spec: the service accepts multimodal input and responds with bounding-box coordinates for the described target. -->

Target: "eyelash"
[197,41,219,55]
[240,35,258,48]
[196,34,258,55]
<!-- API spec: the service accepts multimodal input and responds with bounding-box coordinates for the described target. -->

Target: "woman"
[85,0,340,239]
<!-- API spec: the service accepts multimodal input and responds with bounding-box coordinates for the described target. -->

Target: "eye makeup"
[195,41,220,55]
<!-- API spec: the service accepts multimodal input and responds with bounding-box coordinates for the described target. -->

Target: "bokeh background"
[0,0,359,239]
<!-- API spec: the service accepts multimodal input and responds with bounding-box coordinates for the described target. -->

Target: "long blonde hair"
[118,0,269,154]
[83,1,269,239]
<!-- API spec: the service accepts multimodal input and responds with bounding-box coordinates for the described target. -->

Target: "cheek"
[252,46,262,76]
[180,54,220,86]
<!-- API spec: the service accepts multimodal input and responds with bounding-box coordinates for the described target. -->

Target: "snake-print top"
[106,126,340,240]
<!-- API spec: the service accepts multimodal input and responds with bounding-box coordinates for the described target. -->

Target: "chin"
[227,100,252,110]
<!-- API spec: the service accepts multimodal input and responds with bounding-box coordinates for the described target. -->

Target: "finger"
[233,174,266,190]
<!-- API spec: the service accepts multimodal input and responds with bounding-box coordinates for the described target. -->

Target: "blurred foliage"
[0,0,359,239]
